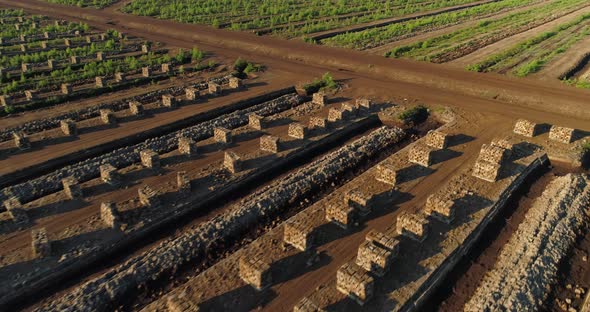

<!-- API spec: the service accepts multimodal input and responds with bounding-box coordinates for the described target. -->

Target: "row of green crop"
[385,0,589,62]
[1,21,89,39]
[0,40,122,68]
[44,0,117,8]
[467,13,590,73]
[0,9,24,18]
[323,0,536,49]
[122,0,478,35]
[0,47,207,95]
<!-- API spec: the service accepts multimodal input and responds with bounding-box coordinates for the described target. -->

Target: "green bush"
[303,72,337,94]
[398,105,429,125]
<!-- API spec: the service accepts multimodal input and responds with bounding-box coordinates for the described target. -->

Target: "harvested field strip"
[322,0,536,50]
[33,126,406,311]
[466,13,590,74]
[385,0,590,62]
[0,74,232,142]
[0,99,383,308]
[465,174,590,311]
[0,89,298,194]
[294,153,549,311]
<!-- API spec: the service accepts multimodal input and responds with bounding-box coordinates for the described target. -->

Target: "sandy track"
[450,5,590,67]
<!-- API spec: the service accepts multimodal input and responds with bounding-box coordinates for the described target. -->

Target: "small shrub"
[398,105,429,125]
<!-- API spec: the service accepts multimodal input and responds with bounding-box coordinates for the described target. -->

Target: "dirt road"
[1,0,590,126]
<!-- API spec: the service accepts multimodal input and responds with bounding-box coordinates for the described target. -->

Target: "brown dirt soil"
[450,5,590,67]
[2,0,590,125]
[435,163,585,312]
[0,74,297,179]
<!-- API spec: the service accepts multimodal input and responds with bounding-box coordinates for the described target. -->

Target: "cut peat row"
[30,125,408,311]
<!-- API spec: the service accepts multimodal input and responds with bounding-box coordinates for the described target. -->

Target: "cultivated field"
[0,1,588,312]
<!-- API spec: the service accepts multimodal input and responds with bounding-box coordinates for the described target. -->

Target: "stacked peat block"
[0,95,12,107]
[140,149,160,169]
[13,131,30,150]
[248,113,266,130]
[142,67,151,78]
[99,33,108,41]
[365,229,400,254]
[208,82,222,95]
[239,256,272,291]
[491,138,514,158]
[100,202,121,230]
[288,122,307,139]
[178,136,197,156]
[96,52,104,61]
[336,262,374,305]
[25,90,38,101]
[229,77,243,89]
[356,98,372,109]
[375,163,399,186]
[129,101,144,115]
[396,213,428,242]
[472,143,510,182]
[61,83,73,95]
[341,102,359,117]
[425,130,449,149]
[70,55,80,65]
[161,63,171,73]
[138,185,160,208]
[214,127,232,144]
[513,119,539,137]
[308,117,328,130]
[344,189,373,216]
[356,238,395,277]
[185,87,198,101]
[424,194,455,223]
[64,38,71,47]
[31,228,51,258]
[408,143,435,167]
[293,297,325,312]
[99,109,116,124]
[326,203,356,229]
[95,76,104,88]
[47,59,55,69]
[62,176,82,199]
[224,151,242,174]
[41,41,48,49]
[141,44,149,53]
[312,93,326,106]
[549,126,575,143]
[162,94,176,108]
[260,135,280,153]
[19,34,26,42]
[20,44,26,52]
[115,72,125,83]
[4,197,29,225]
[167,292,200,312]
[44,31,51,39]
[177,171,191,196]
[21,63,31,72]
[283,216,316,251]
[327,107,346,122]
[85,36,93,43]
[100,164,121,186]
